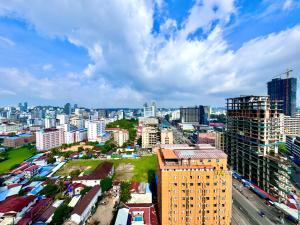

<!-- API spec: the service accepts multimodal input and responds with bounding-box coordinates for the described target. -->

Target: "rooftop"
[72,185,100,216]
[73,162,113,181]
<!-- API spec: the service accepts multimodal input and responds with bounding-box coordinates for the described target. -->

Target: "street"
[171,126,192,145]
[232,179,294,225]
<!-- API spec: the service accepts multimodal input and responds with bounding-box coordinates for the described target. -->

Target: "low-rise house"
[0,195,37,224]
[125,203,159,225]
[68,183,86,196]
[16,198,52,225]
[70,185,101,224]
[0,184,22,202]
[24,165,39,179]
[72,162,114,187]
[128,182,152,204]
[35,200,64,224]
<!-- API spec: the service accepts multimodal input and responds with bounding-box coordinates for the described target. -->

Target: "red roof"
[125,203,159,225]
[131,182,140,193]
[72,185,100,216]
[11,162,31,174]
[0,195,36,214]
[24,165,39,172]
[73,162,113,181]
[72,183,86,189]
[15,198,52,225]
[8,184,22,189]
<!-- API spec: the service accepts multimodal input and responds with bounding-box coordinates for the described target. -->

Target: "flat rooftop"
[162,149,227,160]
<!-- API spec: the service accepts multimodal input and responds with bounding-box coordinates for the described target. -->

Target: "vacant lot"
[0,147,36,173]
[57,155,158,182]
[61,144,94,152]
[56,159,101,176]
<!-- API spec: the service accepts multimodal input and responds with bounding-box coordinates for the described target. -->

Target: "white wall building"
[56,114,69,125]
[44,117,56,129]
[86,120,106,141]
[70,185,101,225]
[36,128,65,151]
[65,129,88,144]
[0,123,22,134]
[143,102,156,118]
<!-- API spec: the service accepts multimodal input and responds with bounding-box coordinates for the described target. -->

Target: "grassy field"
[0,147,36,173]
[56,155,158,182]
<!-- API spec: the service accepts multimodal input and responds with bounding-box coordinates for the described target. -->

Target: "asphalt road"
[232,187,276,225]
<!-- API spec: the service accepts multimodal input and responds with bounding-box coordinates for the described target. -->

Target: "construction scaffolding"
[225,95,291,201]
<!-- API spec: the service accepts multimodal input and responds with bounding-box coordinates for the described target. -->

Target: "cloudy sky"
[0,0,300,108]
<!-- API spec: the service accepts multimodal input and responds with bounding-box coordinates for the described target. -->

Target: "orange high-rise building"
[157,147,232,225]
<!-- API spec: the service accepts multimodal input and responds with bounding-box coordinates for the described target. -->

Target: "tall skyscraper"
[64,103,71,115]
[225,96,291,200]
[267,76,297,116]
[180,105,210,125]
[157,146,232,225]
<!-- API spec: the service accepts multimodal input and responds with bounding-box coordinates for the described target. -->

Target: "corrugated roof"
[73,162,113,181]
[174,150,227,159]
[72,185,100,216]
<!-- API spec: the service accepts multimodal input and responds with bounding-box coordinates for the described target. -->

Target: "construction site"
[225,95,291,201]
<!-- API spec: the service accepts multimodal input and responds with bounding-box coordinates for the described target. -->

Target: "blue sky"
[0,0,300,107]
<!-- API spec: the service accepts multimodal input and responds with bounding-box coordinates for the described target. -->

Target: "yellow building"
[161,128,174,145]
[157,147,232,225]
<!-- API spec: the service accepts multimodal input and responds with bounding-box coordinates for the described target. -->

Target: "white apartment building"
[56,114,69,125]
[106,128,129,147]
[36,128,65,151]
[86,120,106,142]
[142,126,158,149]
[0,122,22,134]
[65,129,88,144]
[44,117,56,129]
[283,114,300,136]
[70,117,85,129]
[143,102,156,118]
[160,128,174,145]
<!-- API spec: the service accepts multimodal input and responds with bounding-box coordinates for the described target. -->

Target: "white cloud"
[42,64,53,71]
[0,88,16,96]
[0,0,299,107]
[283,0,293,10]
[0,36,15,46]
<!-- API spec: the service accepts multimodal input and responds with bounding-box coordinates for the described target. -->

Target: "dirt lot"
[61,144,94,152]
[114,163,134,181]
[88,195,119,225]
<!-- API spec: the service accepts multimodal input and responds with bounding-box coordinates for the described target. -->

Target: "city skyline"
[0,1,300,107]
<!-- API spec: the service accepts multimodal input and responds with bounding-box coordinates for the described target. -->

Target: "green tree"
[100,177,112,192]
[50,203,72,225]
[47,155,56,164]
[278,143,287,154]
[40,183,59,197]
[80,186,92,195]
[70,169,81,178]
[137,137,142,146]
[120,181,131,203]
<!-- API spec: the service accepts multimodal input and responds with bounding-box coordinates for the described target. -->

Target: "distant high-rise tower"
[267,76,297,116]
[179,105,210,125]
[64,103,71,115]
[143,102,156,118]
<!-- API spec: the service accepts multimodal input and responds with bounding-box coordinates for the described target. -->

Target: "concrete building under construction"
[225,95,291,200]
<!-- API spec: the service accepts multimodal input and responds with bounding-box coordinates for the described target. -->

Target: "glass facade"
[267,77,297,116]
